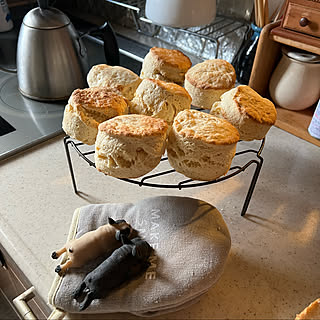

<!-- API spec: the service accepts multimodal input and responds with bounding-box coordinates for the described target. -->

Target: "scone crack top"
[88,64,140,87]
[87,64,142,100]
[70,87,126,112]
[174,110,239,145]
[185,59,236,90]
[233,86,277,125]
[148,79,192,99]
[98,114,168,138]
[150,47,192,71]
[68,87,128,128]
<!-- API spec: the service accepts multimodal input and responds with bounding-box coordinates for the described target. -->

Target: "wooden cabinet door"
[0,247,51,319]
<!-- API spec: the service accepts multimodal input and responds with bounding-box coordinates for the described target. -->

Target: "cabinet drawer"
[283,3,320,37]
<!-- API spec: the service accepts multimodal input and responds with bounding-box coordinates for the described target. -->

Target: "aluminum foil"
[139,18,249,63]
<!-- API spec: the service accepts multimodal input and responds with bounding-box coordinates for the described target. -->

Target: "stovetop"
[0,10,67,160]
[0,7,145,161]
[0,69,66,160]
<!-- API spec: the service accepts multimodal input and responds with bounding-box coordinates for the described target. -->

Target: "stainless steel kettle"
[17,0,119,101]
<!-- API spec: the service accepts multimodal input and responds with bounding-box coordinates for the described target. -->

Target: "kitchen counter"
[0,126,319,319]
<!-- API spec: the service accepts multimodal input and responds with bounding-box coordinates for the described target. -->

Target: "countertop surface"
[1,126,319,319]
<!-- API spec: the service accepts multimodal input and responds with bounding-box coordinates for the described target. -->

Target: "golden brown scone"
[167,109,239,181]
[184,59,236,109]
[62,87,128,145]
[87,64,142,100]
[129,78,191,127]
[140,47,192,85]
[95,114,168,178]
[210,85,277,141]
[295,298,320,320]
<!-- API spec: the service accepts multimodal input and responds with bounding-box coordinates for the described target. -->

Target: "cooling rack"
[64,135,265,216]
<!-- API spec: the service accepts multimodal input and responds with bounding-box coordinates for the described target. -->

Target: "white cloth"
[48,196,231,317]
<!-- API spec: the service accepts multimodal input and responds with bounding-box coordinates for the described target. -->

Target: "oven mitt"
[48,196,231,318]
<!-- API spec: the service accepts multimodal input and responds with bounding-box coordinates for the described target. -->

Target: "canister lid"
[23,7,70,29]
[282,46,320,63]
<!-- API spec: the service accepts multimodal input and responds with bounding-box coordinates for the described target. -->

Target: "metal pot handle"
[86,21,120,66]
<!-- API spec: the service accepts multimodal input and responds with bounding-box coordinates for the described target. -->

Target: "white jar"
[269,46,320,111]
[0,0,13,32]
[145,0,216,28]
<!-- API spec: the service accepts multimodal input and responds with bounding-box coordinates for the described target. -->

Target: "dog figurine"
[51,218,133,274]
[73,233,152,311]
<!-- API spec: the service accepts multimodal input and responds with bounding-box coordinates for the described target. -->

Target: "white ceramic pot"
[145,0,216,28]
[269,47,320,111]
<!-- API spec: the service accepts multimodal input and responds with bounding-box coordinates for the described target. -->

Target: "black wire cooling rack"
[63,136,265,216]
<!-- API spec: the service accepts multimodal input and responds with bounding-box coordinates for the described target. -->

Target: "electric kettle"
[17,0,119,101]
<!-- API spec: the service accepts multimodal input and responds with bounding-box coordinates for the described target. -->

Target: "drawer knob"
[299,17,309,27]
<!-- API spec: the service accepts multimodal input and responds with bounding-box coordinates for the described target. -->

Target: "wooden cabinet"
[283,1,320,37]
[0,244,51,319]
[249,16,320,147]
[270,0,320,55]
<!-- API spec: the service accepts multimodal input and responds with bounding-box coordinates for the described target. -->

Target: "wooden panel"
[270,26,320,54]
[249,21,282,96]
[250,21,320,147]
[283,3,320,37]
[0,244,51,318]
[281,0,320,13]
[275,106,320,147]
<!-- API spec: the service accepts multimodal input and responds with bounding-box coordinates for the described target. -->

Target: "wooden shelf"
[270,26,320,55]
[249,21,320,147]
[275,105,320,147]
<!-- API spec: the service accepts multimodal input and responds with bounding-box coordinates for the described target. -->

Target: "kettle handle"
[88,22,120,66]
[37,0,48,9]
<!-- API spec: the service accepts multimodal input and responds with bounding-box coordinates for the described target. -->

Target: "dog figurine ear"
[132,246,138,257]
[132,241,148,258]
[131,244,145,259]
[123,227,131,237]
[108,217,116,225]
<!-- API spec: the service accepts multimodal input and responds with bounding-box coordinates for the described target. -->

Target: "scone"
[129,78,192,127]
[295,298,320,320]
[95,114,168,178]
[62,87,128,145]
[87,64,142,100]
[140,47,192,85]
[167,109,240,181]
[184,59,236,109]
[210,85,277,141]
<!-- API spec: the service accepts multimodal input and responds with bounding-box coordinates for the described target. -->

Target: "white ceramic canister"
[269,46,320,111]
[0,0,13,32]
[145,0,216,28]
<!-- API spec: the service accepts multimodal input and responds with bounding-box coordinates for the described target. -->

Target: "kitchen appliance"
[16,0,119,101]
[145,0,216,28]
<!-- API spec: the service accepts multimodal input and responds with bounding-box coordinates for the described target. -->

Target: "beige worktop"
[0,126,319,319]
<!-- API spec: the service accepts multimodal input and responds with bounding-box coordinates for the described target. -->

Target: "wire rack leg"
[64,137,79,194]
[240,157,264,216]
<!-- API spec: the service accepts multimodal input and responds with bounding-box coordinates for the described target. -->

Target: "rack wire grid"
[64,135,265,216]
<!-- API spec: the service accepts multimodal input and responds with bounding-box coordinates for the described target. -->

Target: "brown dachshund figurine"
[51,218,133,274]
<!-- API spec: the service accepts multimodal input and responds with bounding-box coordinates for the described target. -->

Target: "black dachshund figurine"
[72,232,152,311]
